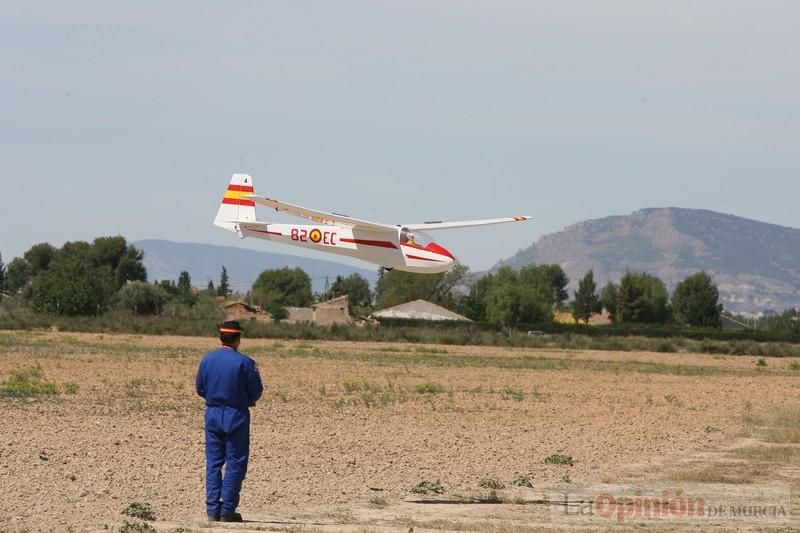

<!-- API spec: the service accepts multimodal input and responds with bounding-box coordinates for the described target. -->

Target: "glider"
[214,174,530,273]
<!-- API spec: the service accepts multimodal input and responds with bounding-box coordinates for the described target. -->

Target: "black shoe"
[220,511,243,522]
[207,514,220,521]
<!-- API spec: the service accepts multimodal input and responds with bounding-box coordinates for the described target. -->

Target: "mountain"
[134,240,378,294]
[496,208,800,313]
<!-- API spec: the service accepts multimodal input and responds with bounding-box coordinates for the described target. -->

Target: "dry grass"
[742,405,800,444]
[663,463,766,484]
[734,445,800,464]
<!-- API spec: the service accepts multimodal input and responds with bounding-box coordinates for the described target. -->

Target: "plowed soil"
[0,331,798,532]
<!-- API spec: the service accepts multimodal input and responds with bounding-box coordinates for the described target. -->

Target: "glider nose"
[426,242,455,264]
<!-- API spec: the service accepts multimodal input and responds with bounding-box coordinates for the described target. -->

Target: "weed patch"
[544,453,574,466]
[119,521,157,533]
[478,477,505,489]
[122,502,156,521]
[0,365,59,398]
[511,474,534,488]
[410,479,445,495]
[415,382,444,394]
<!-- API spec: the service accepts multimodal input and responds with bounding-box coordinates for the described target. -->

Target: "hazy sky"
[2,1,798,272]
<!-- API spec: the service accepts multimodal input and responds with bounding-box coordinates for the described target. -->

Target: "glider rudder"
[214,174,257,231]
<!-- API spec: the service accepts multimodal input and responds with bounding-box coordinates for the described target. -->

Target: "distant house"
[372,299,471,322]
[720,315,752,330]
[312,295,352,326]
[285,295,352,326]
[222,300,272,323]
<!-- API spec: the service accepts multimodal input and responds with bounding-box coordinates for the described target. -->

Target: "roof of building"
[372,299,471,321]
[313,294,349,309]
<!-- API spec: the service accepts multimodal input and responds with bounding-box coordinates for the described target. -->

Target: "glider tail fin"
[214,174,257,232]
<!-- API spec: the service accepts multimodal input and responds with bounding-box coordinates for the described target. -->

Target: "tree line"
[0,238,230,317]
[245,263,731,330]
[2,237,797,335]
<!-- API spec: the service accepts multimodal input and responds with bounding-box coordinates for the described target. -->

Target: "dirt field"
[0,331,798,532]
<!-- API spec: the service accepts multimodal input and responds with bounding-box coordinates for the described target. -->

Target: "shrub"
[479,477,505,489]
[122,502,156,521]
[116,282,169,315]
[410,480,445,495]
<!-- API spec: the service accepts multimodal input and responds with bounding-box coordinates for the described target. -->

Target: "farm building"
[372,299,471,321]
[222,300,272,323]
[285,295,352,326]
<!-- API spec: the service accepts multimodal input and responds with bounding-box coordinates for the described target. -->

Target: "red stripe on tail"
[222,198,256,206]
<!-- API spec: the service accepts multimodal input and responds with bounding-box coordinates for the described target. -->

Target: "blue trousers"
[204,406,250,516]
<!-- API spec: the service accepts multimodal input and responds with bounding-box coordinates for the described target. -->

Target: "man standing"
[196,321,264,522]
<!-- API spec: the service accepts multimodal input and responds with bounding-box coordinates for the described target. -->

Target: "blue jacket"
[196,346,264,410]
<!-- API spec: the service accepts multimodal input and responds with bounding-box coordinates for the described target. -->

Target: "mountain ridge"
[496,208,800,313]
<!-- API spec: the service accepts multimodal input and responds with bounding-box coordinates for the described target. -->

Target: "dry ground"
[0,331,798,532]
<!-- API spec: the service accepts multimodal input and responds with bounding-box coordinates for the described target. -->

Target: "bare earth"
[0,331,798,532]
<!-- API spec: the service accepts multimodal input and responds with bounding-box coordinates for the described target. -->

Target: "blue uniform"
[196,346,263,518]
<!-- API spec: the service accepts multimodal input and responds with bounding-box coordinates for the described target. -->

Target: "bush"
[544,453,574,466]
[479,477,505,489]
[122,502,156,521]
[410,480,445,495]
[116,282,169,315]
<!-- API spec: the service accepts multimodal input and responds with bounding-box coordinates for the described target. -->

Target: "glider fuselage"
[238,223,455,273]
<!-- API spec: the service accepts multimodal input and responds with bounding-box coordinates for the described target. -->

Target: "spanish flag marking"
[222,185,256,206]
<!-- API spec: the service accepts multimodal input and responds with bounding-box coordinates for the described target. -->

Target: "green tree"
[177,271,192,292]
[485,281,551,327]
[571,270,601,323]
[23,243,57,275]
[251,267,312,308]
[763,308,800,335]
[617,272,670,323]
[5,257,31,294]
[92,237,147,289]
[156,279,179,297]
[463,265,564,326]
[326,273,372,314]
[114,245,147,288]
[30,242,111,315]
[463,272,494,321]
[600,282,619,323]
[0,252,5,293]
[116,281,169,315]
[218,266,230,297]
[374,269,443,309]
[176,270,198,305]
[429,263,470,311]
[672,272,722,327]
[518,264,569,309]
